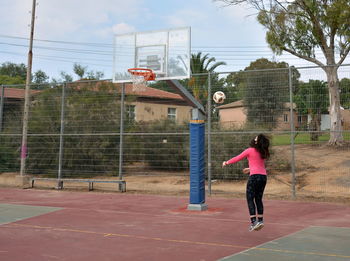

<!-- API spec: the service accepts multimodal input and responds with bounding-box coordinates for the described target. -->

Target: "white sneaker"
[249,221,257,232]
[254,221,264,231]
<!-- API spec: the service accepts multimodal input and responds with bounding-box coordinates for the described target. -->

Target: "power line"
[1,34,348,72]
[0,34,270,49]
[0,34,113,48]
[0,40,332,61]
[0,42,111,55]
[0,34,344,57]
[0,50,112,67]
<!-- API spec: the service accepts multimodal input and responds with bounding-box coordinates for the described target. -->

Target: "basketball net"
[130,73,147,92]
[128,68,155,92]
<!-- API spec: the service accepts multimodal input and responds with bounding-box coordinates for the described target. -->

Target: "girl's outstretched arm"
[223,148,250,167]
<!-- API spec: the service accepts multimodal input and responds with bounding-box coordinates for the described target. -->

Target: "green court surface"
[0,203,61,225]
[219,226,350,261]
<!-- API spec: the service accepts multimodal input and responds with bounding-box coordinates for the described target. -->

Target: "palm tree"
[189,52,226,101]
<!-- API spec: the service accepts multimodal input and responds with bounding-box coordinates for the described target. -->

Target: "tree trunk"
[309,113,321,141]
[325,66,343,145]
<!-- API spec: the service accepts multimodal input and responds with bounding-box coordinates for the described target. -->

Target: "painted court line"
[6,223,251,250]
[219,226,350,260]
[5,223,350,259]
[252,247,350,259]
[219,229,298,260]
[30,205,305,228]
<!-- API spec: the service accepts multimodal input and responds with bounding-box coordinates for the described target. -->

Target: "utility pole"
[20,0,37,177]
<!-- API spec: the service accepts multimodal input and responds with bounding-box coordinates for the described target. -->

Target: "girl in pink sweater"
[222,134,270,232]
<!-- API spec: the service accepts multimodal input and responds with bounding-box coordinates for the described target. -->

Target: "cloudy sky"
[0,0,347,81]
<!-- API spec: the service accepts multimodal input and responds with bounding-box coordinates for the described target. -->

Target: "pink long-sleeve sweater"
[226,147,267,175]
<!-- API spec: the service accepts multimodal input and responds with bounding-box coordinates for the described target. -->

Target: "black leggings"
[246,174,267,216]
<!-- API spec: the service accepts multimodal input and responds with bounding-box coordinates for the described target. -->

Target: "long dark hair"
[249,134,270,159]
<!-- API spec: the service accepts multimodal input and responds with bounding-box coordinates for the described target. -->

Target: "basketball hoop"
[128,68,156,92]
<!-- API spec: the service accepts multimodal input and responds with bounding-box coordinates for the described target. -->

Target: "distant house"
[0,87,41,107]
[0,84,193,131]
[315,108,350,130]
[216,100,246,129]
[121,84,192,123]
[0,87,41,131]
[342,109,350,130]
[216,100,305,130]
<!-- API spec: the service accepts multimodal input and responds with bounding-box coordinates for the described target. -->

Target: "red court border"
[1,188,350,261]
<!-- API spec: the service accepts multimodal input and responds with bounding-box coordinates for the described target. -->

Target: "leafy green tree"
[150,53,226,107]
[224,71,244,102]
[0,62,50,86]
[0,62,27,80]
[0,75,24,85]
[27,82,122,176]
[340,78,350,109]
[216,0,350,145]
[73,63,87,79]
[294,80,329,140]
[228,58,299,129]
[33,70,49,85]
[73,63,104,80]
[0,62,27,85]
[86,70,104,80]
[59,71,73,83]
[189,52,226,103]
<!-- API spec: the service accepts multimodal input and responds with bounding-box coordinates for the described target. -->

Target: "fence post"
[118,83,125,180]
[0,85,4,132]
[288,67,296,199]
[57,83,66,187]
[207,72,212,195]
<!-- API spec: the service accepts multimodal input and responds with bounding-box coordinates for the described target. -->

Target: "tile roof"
[1,83,186,102]
[124,84,184,100]
[68,81,186,101]
[217,100,297,110]
[216,100,244,109]
[1,87,41,99]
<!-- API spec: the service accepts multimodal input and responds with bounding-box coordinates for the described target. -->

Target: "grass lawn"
[272,131,350,146]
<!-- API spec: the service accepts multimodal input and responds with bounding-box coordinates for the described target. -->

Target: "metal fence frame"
[1,64,350,200]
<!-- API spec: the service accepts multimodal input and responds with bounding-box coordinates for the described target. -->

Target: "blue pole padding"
[189,121,205,204]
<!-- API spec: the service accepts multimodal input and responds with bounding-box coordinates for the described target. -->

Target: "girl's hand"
[243,168,250,174]
[222,161,227,168]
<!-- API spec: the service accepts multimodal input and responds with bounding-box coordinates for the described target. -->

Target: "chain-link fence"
[0,64,349,201]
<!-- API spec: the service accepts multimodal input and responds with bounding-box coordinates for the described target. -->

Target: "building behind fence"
[0,65,349,201]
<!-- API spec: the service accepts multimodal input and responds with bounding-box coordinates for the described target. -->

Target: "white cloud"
[112,23,136,34]
[0,0,285,78]
[95,22,136,38]
[166,9,206,28]
[213,1,257,22]
[0,0,33,36]
[1,0,144,40]
[37,0,143,39]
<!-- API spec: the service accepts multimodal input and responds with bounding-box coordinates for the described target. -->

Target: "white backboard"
[113,27,191,83]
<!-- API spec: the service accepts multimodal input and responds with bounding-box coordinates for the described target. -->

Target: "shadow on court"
[0,188,350,261]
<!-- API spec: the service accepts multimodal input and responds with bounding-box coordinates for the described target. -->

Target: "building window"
[126,105,135,122]
[283,114,288,122]
[168,107,176,120]
[298,115,303,123]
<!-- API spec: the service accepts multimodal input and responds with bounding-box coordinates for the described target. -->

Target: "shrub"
[26,83,122,177]
[132,119,189,171]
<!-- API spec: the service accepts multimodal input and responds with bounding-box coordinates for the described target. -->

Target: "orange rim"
[128,68,156,81]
